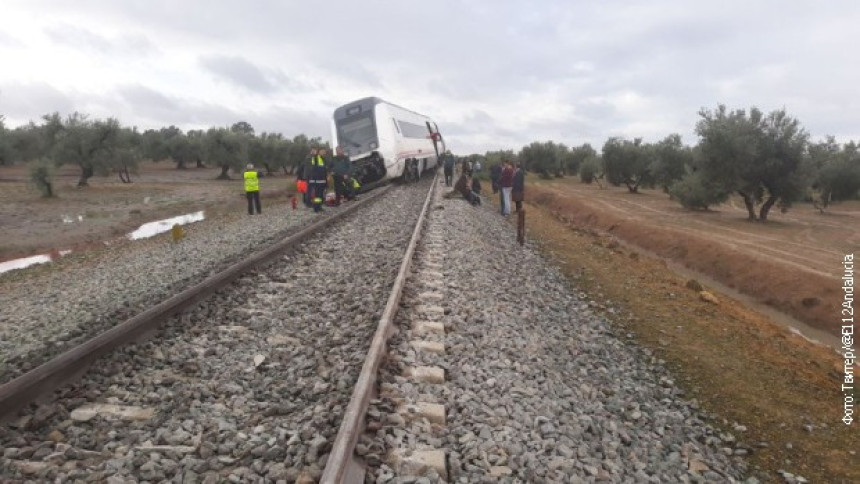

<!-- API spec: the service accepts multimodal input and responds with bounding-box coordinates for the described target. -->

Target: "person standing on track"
[244,163,262,215]
[331,146,351,205]
[309,148,329,213]
[443,150,455,187]
[499,159,514,216]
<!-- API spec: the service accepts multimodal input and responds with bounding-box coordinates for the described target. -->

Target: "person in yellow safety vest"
[308,148,328,213]
[244,163,261,215]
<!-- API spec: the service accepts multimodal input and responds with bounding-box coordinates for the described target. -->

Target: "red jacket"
[499,166,514,188]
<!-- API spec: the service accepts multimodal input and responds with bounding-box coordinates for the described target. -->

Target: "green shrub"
[29,159,55,197]
[579,157,600,183]
[669,172,729,210]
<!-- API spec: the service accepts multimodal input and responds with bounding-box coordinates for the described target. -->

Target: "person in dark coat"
[454,172,480,205]
[331,146,351,205]
[297,148,315,207]
[443,150,456,187]
[512,163,525,212]
[490,163,501,194]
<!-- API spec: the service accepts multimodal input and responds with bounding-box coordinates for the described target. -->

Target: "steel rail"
[321,172,438,483]
[0,185,392,421]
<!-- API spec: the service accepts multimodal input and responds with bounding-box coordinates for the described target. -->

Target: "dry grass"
[529,180,859,337]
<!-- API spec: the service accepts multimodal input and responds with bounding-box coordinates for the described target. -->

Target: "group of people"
[445,152,525,215]
[295,146,360,213]
[242,146,360,215]
[490,160,525,216]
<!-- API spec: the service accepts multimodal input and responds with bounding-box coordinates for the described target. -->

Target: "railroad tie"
[387,190,450,481]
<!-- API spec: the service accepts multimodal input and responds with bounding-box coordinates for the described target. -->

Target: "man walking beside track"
[308,148,329,213]
[244,163,262,215]
[443,150,455,187]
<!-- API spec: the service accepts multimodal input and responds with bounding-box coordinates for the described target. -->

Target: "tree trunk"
[625,181,639,193]
[176,159,187,170]
[196,158,205,168]
[77,165,94,187]
[739,191,757,220]
[263,163,274,175]
[216,165,231,180]
[118,167,132,183]
[45,182,53,198]
[759,195,777,221]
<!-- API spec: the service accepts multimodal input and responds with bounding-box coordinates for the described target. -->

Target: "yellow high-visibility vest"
[244,170,259,192]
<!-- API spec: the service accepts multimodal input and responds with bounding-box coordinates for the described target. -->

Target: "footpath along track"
[0,176,435,482]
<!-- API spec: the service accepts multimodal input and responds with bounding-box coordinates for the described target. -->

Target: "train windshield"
[336,114,377,154]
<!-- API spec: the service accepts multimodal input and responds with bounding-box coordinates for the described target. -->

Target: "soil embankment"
[530,183,855,338]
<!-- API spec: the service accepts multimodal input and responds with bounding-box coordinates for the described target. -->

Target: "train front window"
[337,115,377,150]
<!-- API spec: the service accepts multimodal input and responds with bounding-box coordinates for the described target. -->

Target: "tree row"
[0,113,324,197]
[475,105,860,221]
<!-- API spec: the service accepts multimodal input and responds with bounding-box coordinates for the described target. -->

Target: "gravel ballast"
[0,180,431,482]
[364,184,751,483]
[0,197,370,382]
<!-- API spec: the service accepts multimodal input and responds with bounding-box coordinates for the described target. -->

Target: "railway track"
[0,176,437,482]
[1,170,751,483]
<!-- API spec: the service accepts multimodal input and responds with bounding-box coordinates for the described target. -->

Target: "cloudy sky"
[1,0,858,154]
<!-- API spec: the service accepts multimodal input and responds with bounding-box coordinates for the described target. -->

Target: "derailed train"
[331,97,446,186]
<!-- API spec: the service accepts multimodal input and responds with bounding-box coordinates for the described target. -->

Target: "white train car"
[331,97,445,185]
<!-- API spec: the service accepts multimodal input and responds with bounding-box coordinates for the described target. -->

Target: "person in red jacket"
[499,160,515,216]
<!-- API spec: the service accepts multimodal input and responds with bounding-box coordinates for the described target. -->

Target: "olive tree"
[808,138,860,212]
[650,134,692,195]
[0,115,15,165]
[579,156,602,184]
[601,137,654,193]
[566,143,597,175]
[205,127,247,179]
[695,105,810,221]
[141,128,169,162]
[110,126,143,183]
[44,112,121,187]
[187,130,206,167]
[518,141,560,178]
[10,122,46,163]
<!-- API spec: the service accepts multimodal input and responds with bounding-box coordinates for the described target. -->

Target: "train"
[331,97,446,186]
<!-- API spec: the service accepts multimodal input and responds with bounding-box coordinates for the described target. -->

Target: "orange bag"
[297,180,308,194]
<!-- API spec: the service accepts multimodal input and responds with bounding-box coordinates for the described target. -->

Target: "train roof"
[333,97,432,120]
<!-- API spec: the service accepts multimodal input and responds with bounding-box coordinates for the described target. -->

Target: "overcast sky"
[1,1,858,154]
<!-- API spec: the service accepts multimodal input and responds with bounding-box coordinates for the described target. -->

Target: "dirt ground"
[0,162,295,261]
[515,201,858,483]
[529,180,859,338]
